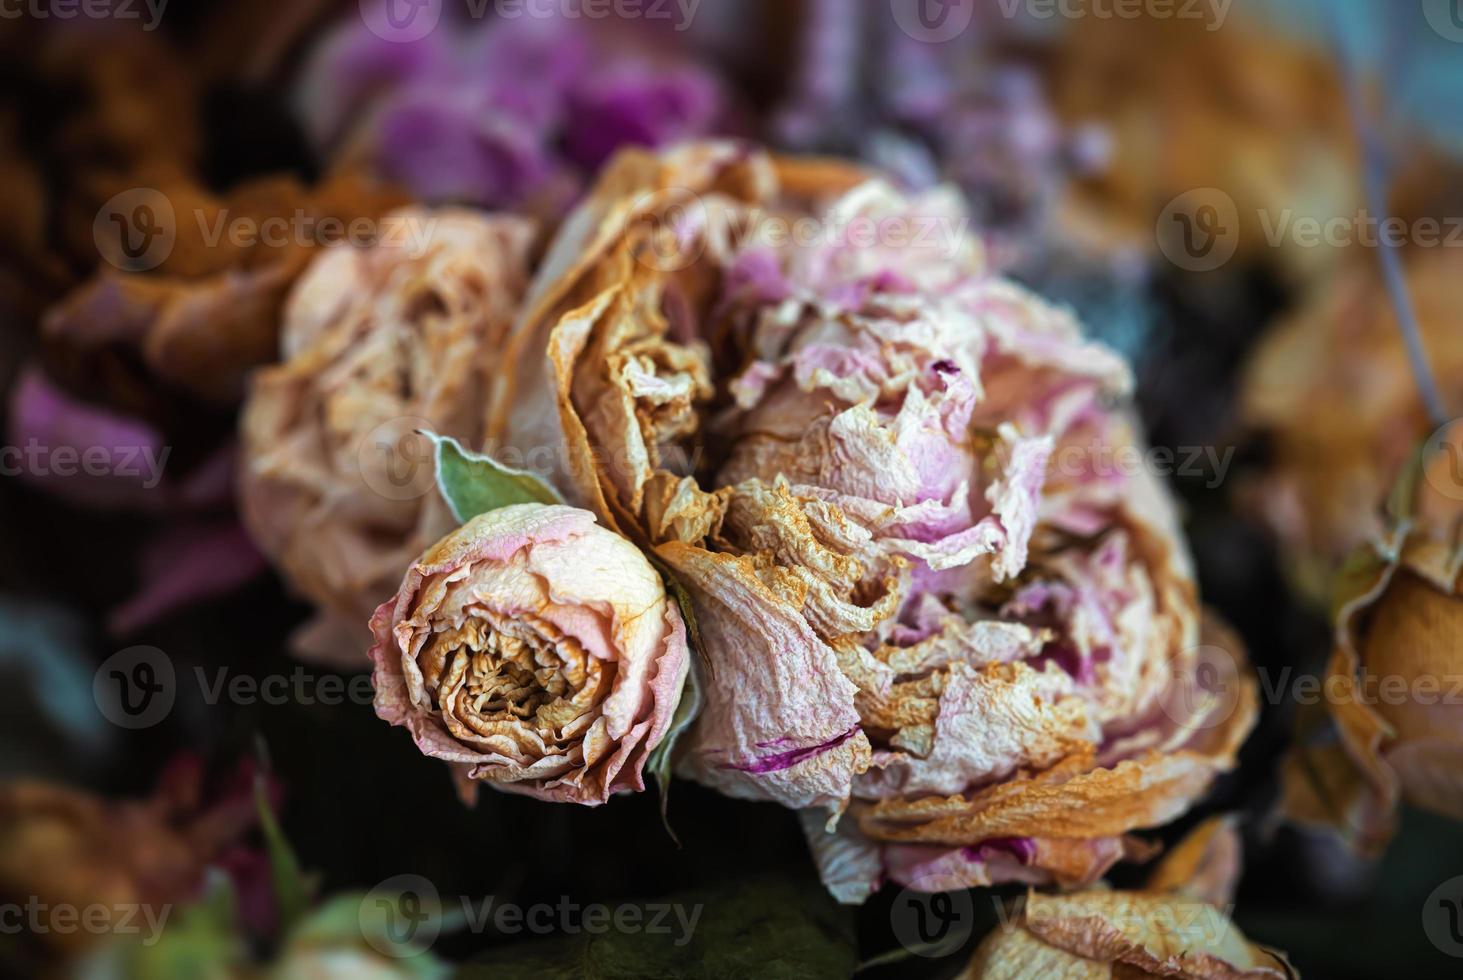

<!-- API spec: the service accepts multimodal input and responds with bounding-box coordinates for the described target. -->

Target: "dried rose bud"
[240,209,535,666]
[370,504,689,805]
[1240,251,1463,601]
[961,818,1293,979]
[1283,499,1463,853]
[490,142,1257,900]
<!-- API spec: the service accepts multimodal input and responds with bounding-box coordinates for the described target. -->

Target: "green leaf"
[645,655,702,846]
[425,432,563,524]
[254,770,313,936]
[455,874,857,980]
[77,871,245,980]
[641,556,710,844]
[287,894,453,979]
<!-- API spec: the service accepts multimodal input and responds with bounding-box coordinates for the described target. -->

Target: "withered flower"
[1282,459,1463,853]
[490,142,1257,900]
[1240,251,1463,600]
[370,504,690,805]
[1043,10,1355,282]
[45,170,410,406]
[0,757,259,955]
[961,818,1294,979]
[241,208,535,665]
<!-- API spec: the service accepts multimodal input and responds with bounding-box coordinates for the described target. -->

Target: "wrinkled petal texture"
[961,818,1293,979]
[370,504,689,805]
[1282,514,1463,853]
[495,143,1256,898]
[241,208,535,665]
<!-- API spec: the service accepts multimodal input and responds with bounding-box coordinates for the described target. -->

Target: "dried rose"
[961,817,1294,979]
[1240,251,1463,601]
[0,757,260,955]
[1043,11,1356,283]
[1282,463,1463,854]
[240,208,535,666]
[42,170,409,409]
[370,504,690,805]
[0,27,202,321]
[490,142,1257,900]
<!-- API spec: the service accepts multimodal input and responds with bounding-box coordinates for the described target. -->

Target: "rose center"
[420,610,609,736]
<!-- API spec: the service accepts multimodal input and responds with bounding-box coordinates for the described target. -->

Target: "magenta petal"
[7,367,172,512]
[108,522,267,635]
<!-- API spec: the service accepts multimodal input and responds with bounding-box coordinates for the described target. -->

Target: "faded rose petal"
[663,542,871,812]
[7,366,171,511]
[1239,252,1463,601]
[295,12,726,211]
[494,142,1255,901]
[370,504,689,805]
[241,209,535,665]
[1282,502,1463,852]
[960,819,1293,980]
[107,521,267,636]
[42,172,409,404]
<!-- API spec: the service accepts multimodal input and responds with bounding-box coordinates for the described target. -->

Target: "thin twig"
[1330,16,1449,428]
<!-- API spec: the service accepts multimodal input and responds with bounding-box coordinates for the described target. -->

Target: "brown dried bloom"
[241,208,536,665]
[1282,455,1463,854]
[490,141,1257,901]
[961,817,1294,979]
[1240,250,1463,601]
